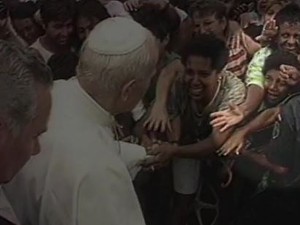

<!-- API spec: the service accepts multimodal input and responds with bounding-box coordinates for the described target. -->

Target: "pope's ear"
[120,79,136,101]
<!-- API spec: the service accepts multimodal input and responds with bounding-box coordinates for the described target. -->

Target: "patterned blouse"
[168,70,246,144]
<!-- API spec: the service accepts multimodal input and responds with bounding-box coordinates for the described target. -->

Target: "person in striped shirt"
[189,0,261,80]
[211,3,300,137]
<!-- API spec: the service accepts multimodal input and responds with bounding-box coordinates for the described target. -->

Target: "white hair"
[0,41,53,135]
[77,19,159,96]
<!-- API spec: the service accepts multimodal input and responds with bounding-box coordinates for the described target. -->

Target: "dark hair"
[9,2,37,20]
[0,0,7,19]
[182,34,229,72]
[40,0,76,25]
[189,0,228,21]
[275,3,300,27]
[76,0,109,23]
[263,50,300,75]
[131,4,180,42]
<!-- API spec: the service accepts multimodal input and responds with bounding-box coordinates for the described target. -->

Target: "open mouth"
[266,91,279,101]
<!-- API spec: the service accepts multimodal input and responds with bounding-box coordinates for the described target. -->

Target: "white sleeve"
[131,101,146,121]
[77,164,146,225]
[119,141,146,180]
[104,1,132,18]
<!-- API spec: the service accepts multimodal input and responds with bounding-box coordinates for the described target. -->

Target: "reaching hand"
[262,19,278,40]
[144,103,171,133]
[280,64,300,87]
[123,0,141,11]
[210,103,245,132]
[142,142,175,170]
[217,129,248,156]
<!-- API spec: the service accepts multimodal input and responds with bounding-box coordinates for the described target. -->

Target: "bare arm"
[240,84,265,119]
[144,59,184,132]
[154,59,183,108]
[173,127,234,158]
[241,106,280,137]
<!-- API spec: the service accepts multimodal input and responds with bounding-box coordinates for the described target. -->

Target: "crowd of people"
[1,0,300,225]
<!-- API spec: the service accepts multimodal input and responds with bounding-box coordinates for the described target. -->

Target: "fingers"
[219,123,232,133]
[210,111,229,119]
[210,118,228,128]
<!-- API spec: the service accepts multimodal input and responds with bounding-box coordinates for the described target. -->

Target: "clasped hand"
[140,141,176,171]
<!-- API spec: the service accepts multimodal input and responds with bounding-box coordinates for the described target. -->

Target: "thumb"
[228,102,237,111]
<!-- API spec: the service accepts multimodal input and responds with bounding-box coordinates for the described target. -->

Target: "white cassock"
[3,78,146,225]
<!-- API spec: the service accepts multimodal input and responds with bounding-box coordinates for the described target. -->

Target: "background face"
[264,69,289,105]
[13,18,40,45]
[277,22,300,55]
[192,13,226,39]
[46,19,73,47]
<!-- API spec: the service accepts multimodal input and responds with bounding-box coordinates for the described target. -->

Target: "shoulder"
[228,20,242,36]
[280,94,300,131]
[218,71,246,111]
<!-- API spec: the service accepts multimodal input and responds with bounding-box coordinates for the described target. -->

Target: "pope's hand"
[142,142,175,170]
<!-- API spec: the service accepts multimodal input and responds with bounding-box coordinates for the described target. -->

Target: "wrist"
[238,126,249,138]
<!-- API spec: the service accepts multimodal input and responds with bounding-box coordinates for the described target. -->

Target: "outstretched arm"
[144,59,184,132]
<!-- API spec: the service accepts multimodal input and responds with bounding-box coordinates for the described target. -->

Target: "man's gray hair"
[0,40,53,134]
[77,17,159,95]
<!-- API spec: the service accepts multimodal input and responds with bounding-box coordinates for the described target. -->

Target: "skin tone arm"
[144,59,184,132]
[211,85,265,132]
[241,150,288,175]
[172,127,234,158]
[218,106,280,156]
[240,85,265,119]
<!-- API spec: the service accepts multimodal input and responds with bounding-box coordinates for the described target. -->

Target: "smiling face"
[264,69,289,106]
[184,55,219,103]
[277,22,300,55]
[192,13,227,39]
[45,19,73,47]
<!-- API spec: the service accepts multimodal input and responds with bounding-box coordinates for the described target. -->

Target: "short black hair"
[76,0,109,23]
[189,0,228,20]
[263,50,300,75]
[131,4,180,42]
[0,0,7,19]
[275,3,300,27]
[182,34,229,73]
[40,0,76,25]
[9,2,37,20]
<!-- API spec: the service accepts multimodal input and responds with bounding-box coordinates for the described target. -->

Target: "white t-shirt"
[30,38,54,63]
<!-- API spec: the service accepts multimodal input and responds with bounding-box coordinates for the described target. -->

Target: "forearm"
[167,117,181,142]
[154,68,177,106]
[173,129,232,158]
[240,85,265,119]
[173,137,216,158]
[241,107,280,137]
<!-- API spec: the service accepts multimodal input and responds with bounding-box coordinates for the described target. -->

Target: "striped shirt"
[226,29,249,79]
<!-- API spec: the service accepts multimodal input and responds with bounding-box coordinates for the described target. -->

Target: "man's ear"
[120,79,136,102]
